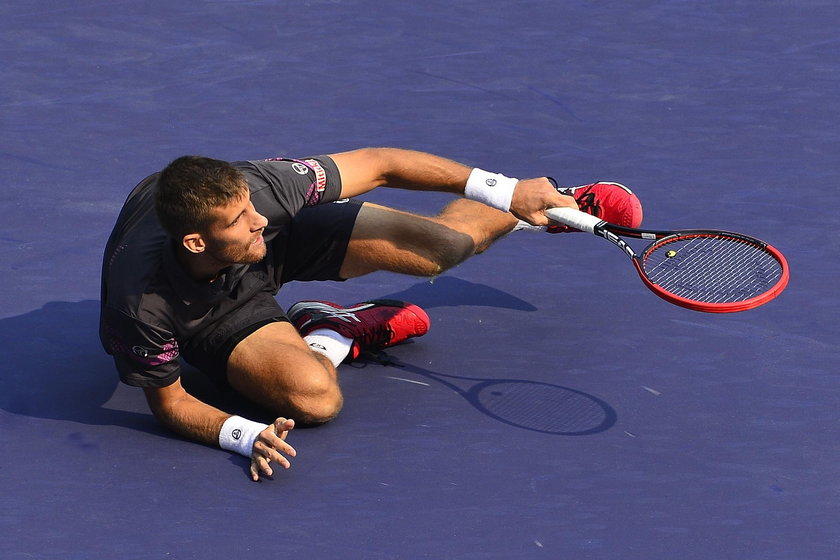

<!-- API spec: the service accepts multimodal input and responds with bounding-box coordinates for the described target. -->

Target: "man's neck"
[173,243,226,284]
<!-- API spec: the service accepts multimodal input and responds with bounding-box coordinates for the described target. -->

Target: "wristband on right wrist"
[464,168,519,212]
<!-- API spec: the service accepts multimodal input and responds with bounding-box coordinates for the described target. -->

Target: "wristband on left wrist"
[218,415,267,458]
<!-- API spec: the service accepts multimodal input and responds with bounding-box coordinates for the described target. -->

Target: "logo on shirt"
[132,346,151,358]
[292,162,310,175]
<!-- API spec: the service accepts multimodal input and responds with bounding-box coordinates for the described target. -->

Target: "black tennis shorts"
[180,199,363,382]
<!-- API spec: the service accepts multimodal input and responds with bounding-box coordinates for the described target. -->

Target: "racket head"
[632,230,789,313]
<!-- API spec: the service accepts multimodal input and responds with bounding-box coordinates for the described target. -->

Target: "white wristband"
[464,168,518,212]
[218,415,267,457]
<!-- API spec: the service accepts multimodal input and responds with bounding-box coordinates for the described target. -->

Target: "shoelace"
[548,177,603,218]
[353,349,396,366]
[547,180,604,232]
[572,185,602,218]
[358,322,393,349]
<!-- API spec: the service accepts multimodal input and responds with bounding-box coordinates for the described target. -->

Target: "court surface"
[1,1,838,559]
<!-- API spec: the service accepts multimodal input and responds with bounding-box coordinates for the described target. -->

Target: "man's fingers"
[274,418,295,437]
[250,456,273,481]
[260,438,297,468]
[259,456,273,476]
[511,177,578,226]
[552,192,578,209]
[260,432,297,458]
[248,419,297,480]
[254,437,295,467]
[260,443,293,468]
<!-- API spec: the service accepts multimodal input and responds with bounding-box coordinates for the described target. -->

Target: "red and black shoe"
[288,299,430,360]
[548,181,644,233]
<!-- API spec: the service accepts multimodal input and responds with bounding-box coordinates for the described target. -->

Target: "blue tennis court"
[2,1,838,558]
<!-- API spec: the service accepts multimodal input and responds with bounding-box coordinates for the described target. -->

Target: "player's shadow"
[0,279,580,432]
[0,300,264,430]
[0,300,160,432]
[379,275,538,311]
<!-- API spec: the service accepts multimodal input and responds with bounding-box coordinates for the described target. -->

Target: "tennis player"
[100,147,642,480]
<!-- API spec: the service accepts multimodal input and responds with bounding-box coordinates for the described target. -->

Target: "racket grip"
[545,207,602,234]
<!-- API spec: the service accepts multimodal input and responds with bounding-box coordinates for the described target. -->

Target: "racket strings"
[643,235,784,303]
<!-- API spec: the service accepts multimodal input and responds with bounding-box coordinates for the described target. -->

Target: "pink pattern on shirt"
[107,324,179,366]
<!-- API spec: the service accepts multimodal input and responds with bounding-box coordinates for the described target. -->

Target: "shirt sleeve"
[239,155,343,226]
[101,307,181,388]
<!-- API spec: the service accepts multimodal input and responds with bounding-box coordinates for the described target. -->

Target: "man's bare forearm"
[331,147,577,226]
[143,379,229,446]
[331,147,471,198]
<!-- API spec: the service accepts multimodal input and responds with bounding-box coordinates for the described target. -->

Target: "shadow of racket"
[355,354,617,436]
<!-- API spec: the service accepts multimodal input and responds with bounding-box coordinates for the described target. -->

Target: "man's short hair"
[155,156,247,238]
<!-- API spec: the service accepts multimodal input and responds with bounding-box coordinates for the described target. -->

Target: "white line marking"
[385,376,430,386]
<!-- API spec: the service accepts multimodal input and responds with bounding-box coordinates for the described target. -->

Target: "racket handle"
[545,207,602,234]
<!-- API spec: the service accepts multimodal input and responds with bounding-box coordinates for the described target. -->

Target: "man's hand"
[509,177,578,226]
[249,418,297,481]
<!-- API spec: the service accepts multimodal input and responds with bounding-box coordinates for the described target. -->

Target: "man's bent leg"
[339,200,518,278]
[227,321,343,426]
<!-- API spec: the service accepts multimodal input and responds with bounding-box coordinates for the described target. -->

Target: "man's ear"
[182,233,206,254]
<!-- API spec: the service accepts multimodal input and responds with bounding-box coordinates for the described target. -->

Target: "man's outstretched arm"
[329,147,577,225]
[142,378,296,481]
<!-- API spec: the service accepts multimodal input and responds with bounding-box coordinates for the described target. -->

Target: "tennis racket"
[545,207,789,313]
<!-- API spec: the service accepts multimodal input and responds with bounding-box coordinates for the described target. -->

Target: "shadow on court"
[0,284,616,438]
[0,300,275,431]
[352,354,617,436]
[373,277,617,435]
[0,300,157,431]
[380,275,538,311]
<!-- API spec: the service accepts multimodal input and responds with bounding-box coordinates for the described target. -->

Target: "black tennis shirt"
[99,156,342,388]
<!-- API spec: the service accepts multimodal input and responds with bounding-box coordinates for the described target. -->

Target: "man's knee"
[250,368,344,426]
[267,373,344,427]
[342,203,478,278]
[226,323,344,426]
[424,228,475,274]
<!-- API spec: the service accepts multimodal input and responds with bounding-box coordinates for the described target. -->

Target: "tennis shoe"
[548,181,644,233]
[288,299,430,360]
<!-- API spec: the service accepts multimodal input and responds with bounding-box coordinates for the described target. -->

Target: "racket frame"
[545,207,789,313]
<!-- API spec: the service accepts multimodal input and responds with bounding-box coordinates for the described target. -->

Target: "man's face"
[202,190,269,266]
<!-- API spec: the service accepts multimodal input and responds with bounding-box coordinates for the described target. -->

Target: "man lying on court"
[100,148,642,480]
